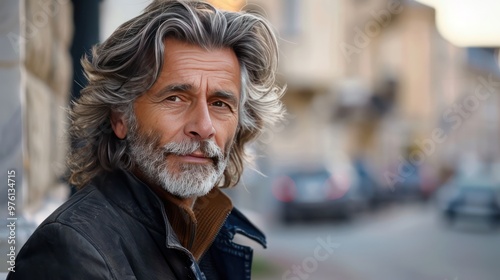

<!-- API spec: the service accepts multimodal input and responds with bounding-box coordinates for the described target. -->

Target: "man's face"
[123,38,241,198]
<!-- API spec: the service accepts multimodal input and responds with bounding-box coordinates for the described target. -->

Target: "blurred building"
[249,0,500,189]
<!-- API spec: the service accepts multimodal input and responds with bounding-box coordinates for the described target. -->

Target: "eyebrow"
[155,83,193,98]
[155,83,239,107]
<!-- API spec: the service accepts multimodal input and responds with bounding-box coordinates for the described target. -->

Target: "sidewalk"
[252,249,361,280]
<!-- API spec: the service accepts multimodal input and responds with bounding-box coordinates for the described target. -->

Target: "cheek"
[148,115,186,144]
[217,119,239,149]
[223,136,236,156]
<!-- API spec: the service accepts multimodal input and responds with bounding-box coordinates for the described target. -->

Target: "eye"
[212,101,228,107]
[165,96,181,102]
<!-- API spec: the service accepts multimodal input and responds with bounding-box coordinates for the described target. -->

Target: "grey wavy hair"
[68,0,285,189]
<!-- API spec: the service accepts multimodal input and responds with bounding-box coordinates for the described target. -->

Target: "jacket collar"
[94,169,266,249]
[222,207,267,248]
[94,169,177,246]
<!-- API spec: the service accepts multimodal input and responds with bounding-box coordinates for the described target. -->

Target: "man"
[8,0,284,279]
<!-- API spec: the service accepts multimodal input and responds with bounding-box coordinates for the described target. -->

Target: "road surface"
[253,201,500,280]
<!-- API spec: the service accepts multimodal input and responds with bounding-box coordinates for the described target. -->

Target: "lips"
[173,151,215,164]
[162,143,222,167]
[194,150,219,166]
[187,152,207,158]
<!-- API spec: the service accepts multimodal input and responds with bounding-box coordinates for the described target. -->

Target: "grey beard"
[128,129,228,198]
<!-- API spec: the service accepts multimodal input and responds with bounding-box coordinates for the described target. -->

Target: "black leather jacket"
[8,169,266,280]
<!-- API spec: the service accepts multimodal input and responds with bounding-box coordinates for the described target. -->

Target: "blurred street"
[253,201,500,280]
[2,0,500,278]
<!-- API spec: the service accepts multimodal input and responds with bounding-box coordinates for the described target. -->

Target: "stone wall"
[23,0,73,210]
[1,0,73,213]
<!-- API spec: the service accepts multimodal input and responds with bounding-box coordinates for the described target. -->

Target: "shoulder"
[9,221,115,279]
[44,184,112,226]
[10,185,124,279]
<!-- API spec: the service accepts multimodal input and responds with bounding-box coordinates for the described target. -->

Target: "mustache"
[162,140,224,159]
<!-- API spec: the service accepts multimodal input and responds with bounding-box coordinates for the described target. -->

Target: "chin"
[160,179,216,198]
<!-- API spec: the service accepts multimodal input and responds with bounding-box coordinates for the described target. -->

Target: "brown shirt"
[155,187,233,261]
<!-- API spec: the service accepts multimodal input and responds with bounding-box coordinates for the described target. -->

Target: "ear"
[110,111,128,139]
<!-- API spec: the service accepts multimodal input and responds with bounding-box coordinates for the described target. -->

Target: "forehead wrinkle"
[168,59,239,75]
[158,39,242,101]
[165,48,240,71]
[162,68,240,93]
[174,72,239,84]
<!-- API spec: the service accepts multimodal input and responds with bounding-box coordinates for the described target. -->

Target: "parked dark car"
[438,175,500,226]
[272,168,367,223]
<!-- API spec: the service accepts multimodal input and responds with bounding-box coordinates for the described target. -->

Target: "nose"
[184,100,215,140]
